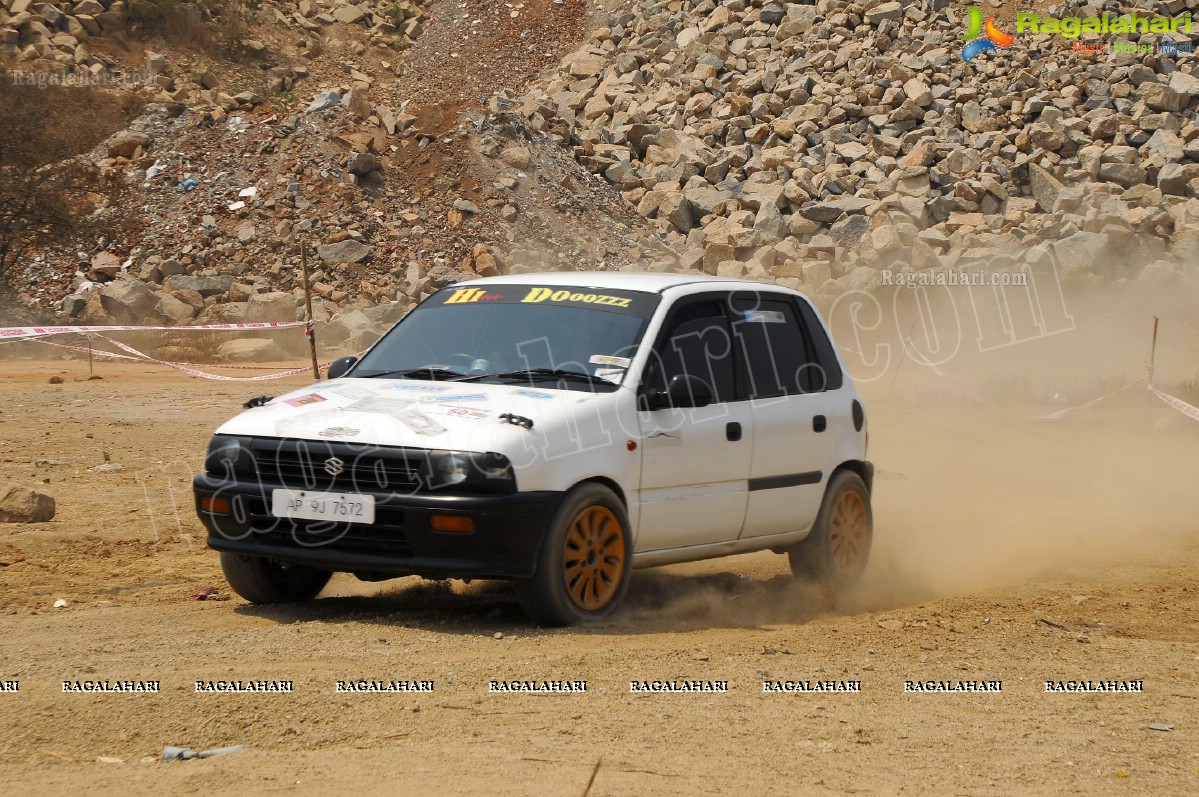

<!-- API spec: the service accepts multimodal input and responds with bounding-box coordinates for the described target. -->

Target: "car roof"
[452,271,791,295]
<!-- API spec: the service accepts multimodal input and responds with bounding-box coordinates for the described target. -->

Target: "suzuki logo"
[323,457,345,476]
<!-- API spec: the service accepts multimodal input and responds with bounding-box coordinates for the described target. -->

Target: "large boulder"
[321,309,381,352]
[244,292,298,323]
[1028,164,1064,213]
[305,90,341,113]
[830,214,871,247]
[347,152,382,176]
[317,240,371,264]
[157,293,197,324]
[499,145,531,169]
[902,78,932,107]
[1054,231,1111,276]
[217,339,287,362]
[0,484,55,523]
[162,274,235,297]
[99,278,163,324]
[1167,72,1199,110]
[1098,162,1147,189]
[89,252,124,281]
[800,197,874,223]
[1157,163,1188,196]
[332,4,368,24]
[105,131,151,159]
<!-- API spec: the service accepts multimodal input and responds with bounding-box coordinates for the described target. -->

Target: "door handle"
[726,422,742,442]
[812,415,827,433]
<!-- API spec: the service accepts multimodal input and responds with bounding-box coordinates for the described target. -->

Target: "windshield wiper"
[360,367,470,381]
[493,368,611,387]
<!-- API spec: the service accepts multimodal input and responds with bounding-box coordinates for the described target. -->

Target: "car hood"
[215,378,609,452]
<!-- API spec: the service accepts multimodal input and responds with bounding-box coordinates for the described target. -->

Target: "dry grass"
[0,83,145,283]
[126,0,252,58]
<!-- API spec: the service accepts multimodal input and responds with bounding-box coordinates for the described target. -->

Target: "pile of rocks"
[512,0,1199,302]
[0,0,430,69]
[17,0,1199,362]
[4,0,661,357]
[1,0,122,68]
[30,95,658,354]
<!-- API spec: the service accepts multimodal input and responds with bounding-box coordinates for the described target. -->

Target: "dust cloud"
[618,275,1199,628]
[839,274,1198,611]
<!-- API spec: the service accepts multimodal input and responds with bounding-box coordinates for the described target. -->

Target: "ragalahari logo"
[961,7,1015,61]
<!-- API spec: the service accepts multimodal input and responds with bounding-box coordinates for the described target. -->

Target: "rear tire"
[220,552,332,603]
[517,484,632,627]
[789,470,872,588]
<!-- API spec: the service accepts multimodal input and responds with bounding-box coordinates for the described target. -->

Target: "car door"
[634,294,753,552]
[730,291,845,538]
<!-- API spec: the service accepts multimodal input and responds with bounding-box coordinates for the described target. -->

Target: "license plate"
[271,489,376,524]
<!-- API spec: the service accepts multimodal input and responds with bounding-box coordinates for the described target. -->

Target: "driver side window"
[641,297,736,403]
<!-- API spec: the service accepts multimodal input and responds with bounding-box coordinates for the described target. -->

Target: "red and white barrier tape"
[902,338,989,404]
[33,336,315,380]
[1149,384,1199,422]
[0,321,305,340]
[33,339,142,362]
[88,334,323,381]
[1036,376,1148,420]
[29,337,318,372]
[1037,365,1199,423]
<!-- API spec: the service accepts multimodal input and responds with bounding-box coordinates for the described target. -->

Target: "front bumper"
[194,474,562,579]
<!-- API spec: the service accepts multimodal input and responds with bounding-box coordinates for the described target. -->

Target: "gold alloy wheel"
[562,505,626,611]
[829,489,869,572]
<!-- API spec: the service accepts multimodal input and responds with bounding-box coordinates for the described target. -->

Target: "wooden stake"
[300,238,320,380]
[1148,316,1159,384]
[86,335,94,376]
[580,758,602,797]
[888,317,919,398]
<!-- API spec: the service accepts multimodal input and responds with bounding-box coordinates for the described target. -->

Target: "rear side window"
[730,293,841,397]
[794,298,843,391]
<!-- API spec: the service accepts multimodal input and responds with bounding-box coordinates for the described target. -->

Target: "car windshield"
[351,283,660,391]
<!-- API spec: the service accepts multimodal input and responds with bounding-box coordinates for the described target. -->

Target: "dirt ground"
[1,290,1198,795]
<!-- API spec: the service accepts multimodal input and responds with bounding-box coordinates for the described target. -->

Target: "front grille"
[250,439,425,495]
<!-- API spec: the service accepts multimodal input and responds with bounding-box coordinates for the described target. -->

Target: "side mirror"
[327,356,358,380]
[645,374,714,410]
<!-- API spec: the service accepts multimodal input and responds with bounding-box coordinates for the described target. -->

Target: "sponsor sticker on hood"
[513,389,554,400]
[388,383,449,393]
[318,426,360,438]
[283,393,326,407]
[423,393,488,403]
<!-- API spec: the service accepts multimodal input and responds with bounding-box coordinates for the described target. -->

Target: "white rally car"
[194,273,873,625]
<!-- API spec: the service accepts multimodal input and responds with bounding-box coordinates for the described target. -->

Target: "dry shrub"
[0,83,145,284]
[126,0,253,58]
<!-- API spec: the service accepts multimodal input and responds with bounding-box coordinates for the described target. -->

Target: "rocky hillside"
[2,0,1198,354]
[515,0,1199,306]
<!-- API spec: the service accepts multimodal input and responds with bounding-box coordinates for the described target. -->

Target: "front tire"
[220,552,332,603]
[789,470,872,588]
[517,484,632,626]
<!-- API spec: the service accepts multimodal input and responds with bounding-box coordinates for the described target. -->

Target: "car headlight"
[437,453,470,486]
[428,450,516,493]
[204,435,254,478]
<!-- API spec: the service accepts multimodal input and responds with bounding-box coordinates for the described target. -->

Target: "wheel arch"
[571,475,628,507]
[831,459,874,494]
[517,476,634,626]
